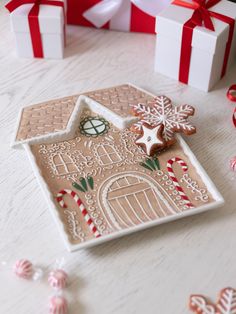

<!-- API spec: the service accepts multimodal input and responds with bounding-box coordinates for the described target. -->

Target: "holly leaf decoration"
[72,176,94,193]
[140,157,160,171]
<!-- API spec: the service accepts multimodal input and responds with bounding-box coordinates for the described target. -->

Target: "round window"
[79,116,110,137]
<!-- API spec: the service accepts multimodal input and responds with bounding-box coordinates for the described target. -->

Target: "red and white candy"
[13,259,33,279]
[56,189,101,238]
[49,295,68,314]
[230,156,236,172]
[48,269,68,290]
[167,157,194,208]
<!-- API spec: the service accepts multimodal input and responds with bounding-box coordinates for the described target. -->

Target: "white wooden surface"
[0,5,236,314]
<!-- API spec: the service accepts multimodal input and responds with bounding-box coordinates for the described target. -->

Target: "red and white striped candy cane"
[56,189,101,238]
[167,157,194,208]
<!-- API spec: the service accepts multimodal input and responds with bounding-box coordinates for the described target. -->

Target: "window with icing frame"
[79,116,110,137]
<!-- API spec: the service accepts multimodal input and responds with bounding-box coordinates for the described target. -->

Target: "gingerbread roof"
[13,84,153,147]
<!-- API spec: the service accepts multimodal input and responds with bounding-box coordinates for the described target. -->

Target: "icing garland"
[84,193,107,233]
[180,173,209,202]
[155,170,185,211]
[63,210,85,242]
[166,157,194,208]
[56,189,101,238]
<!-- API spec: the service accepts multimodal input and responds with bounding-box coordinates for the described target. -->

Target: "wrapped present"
[5,0,66,59]
[67,0,172,34]
[155,0,236,91]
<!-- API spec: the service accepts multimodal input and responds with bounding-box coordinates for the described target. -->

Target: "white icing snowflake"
[131,96,196,144]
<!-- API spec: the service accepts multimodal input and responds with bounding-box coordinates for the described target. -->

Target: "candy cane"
[167,157,194,208]
[56,189,101,238]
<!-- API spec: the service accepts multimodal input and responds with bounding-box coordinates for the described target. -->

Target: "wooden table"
[0,5,236,314]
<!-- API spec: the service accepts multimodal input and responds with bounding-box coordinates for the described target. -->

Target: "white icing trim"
[98,171,177,231]
[23,143,73,251]
[11,106,25,149]
[12,94,137,148]
[176,134,223,203]
[18,84,224,251]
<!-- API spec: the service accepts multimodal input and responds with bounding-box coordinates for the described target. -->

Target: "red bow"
[5,0,64,15]
[227,85,236,127]
[173,0,222,31]
[172,0,235,84]
[5,0,65,58]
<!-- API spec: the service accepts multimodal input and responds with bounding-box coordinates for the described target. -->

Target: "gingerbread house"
[13,84,224,251]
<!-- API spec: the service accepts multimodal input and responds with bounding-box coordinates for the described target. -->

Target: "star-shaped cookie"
[130,96,196,146]
[135,123,165,156]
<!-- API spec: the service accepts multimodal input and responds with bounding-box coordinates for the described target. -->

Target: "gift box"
[6,0,66,59]
[155,0,236,91]
[67,0,171,34]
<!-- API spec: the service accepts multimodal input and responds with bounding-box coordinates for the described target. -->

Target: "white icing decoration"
[84,193,107,233]
[217,288,236,314]
[98,172,177,231]
[131,96,195,142]
[180,173,209,202]
[51,153,80,176]
[93,143,123,166]
[135,125,164,155]
[64,210,85,242]
[190,296,215,314]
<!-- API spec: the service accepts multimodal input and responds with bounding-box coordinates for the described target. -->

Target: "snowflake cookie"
[130,96,196,146]
[189,287,236,314]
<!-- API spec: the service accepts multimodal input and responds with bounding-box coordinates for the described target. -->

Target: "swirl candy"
[13,259,33,279]
[48,269,68,290]
[49,295,68,314]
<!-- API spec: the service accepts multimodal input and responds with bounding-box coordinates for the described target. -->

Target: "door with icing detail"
[99,172,175,231]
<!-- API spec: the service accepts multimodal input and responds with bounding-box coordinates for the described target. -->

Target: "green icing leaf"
[153,158,160,170]
[72,182,85,192]
[87,176,94,190]
[145,158,156,170]
[79,177,88,191]
[140,162,153,171]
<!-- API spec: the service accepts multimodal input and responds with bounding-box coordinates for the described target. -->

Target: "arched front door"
[98,172,176,231]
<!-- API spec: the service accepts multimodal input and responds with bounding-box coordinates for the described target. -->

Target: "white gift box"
[9,1,66,59]
[155,0,236,91]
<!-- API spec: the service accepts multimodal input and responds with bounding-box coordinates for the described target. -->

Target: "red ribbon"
[172,0,235,84]
[227,85,236,127]
[233,108,236,127]
[227,84,236,102]
[5,0,65,58]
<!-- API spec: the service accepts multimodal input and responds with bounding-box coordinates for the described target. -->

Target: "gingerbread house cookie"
[13,84,224,251]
